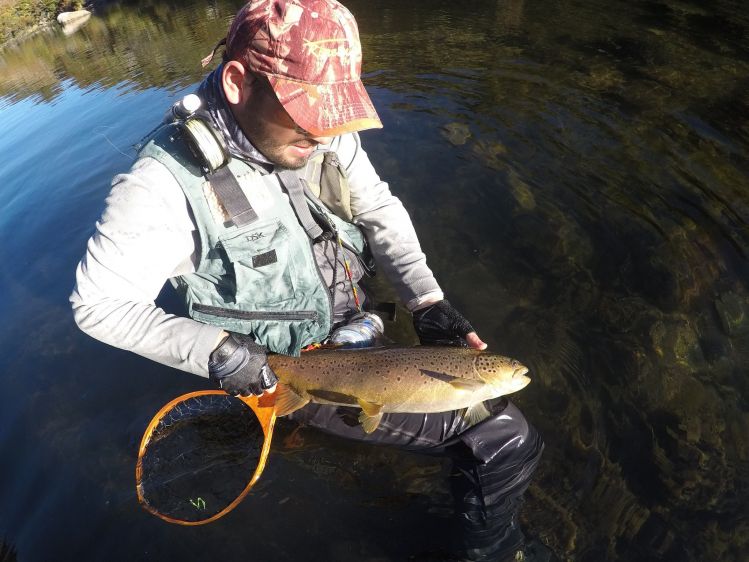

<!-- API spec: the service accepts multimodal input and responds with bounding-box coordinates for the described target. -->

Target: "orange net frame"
[135,390,276,525]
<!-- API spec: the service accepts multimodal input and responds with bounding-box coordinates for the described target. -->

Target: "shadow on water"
[1,0,748,560]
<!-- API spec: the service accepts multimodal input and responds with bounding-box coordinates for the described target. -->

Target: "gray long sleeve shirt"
[70,131,443,377]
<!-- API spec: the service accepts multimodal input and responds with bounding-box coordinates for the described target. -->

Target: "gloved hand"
[208,333,278,396]
[412,300,487,350]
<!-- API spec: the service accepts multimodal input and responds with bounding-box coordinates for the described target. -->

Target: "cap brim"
[268,76,382,137]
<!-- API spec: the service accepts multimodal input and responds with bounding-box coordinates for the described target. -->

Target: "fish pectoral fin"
[357,398,383,417]
[358,411,383,434]
[273,384,310,417]
[448,378,486,391]
[464,402,491,426]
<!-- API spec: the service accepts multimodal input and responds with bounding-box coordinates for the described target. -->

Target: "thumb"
[465,332,487,351]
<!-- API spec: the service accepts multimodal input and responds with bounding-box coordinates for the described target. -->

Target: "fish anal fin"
[358,411,383,434]
[357,398,383,417]
[464,402,491,426]
[448,378,486,391]
[274,384,310,417]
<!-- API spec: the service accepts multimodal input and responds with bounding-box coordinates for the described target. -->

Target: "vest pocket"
[219,221,297,304]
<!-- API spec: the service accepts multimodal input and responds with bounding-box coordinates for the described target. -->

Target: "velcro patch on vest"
[252,249,277,268]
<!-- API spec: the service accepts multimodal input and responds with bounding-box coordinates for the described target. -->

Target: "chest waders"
[139,110,368,356]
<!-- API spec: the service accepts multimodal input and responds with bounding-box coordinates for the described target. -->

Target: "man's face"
[233,75,332,169]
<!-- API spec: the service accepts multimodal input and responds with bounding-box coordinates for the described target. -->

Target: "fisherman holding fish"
[71,0,543,559]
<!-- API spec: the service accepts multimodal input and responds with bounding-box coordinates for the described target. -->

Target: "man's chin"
[273,154,310,170]
[281,143,319,168]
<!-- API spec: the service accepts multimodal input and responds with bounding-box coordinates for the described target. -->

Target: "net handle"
[135,389,277,525]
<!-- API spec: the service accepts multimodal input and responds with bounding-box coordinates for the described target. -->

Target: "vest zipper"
[192,304,319,322]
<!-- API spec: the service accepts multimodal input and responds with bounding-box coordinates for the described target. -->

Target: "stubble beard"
[244,121,313,170]
[254,137,310,169]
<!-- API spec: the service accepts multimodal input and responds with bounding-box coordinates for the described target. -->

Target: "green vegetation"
[0,0,236,102]
[0,0,84,46]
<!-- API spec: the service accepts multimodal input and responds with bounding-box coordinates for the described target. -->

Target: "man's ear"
[222,61,247,105]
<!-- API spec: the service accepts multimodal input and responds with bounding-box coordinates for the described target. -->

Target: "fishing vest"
[139,122,367,356]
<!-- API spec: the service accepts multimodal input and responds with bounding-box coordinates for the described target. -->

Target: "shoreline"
[0,0,95,51]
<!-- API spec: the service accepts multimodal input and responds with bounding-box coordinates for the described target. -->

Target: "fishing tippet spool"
[168,94,229,173]
[181,115,229,173]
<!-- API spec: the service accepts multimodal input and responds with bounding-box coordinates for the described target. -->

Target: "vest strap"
[208,165,258,227]
[277,170,325,240]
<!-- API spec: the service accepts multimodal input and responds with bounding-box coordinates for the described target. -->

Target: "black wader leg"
[451,401,544,561]
[287,399,543,561]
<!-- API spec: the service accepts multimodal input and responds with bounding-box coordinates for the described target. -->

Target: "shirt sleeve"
[69,156,223,377]
[334,133,444,310]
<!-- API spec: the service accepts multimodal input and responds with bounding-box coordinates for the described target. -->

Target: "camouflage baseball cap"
[224,0,382,137]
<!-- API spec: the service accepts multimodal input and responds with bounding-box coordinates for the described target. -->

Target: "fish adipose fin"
[357,399,383,433]
[464,402,491,426]
[274,384,310,417]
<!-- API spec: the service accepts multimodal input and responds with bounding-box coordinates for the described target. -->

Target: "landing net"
[136,392,270,525]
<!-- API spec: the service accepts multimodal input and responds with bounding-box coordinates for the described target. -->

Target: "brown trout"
[267,346,530,433]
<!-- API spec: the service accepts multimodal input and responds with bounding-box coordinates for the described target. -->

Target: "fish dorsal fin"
[273,384,310,417]
[357,398,383,417]
[358,410,383,433]
[464,402,491,426]
[448,379,486,391]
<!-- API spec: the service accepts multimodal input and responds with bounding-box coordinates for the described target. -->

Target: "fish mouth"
[513,365,529,378]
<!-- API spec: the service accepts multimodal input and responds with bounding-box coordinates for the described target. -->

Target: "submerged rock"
[471,138,507,170]
[440,121,471,146]
[508,169,536,211]
[715,292,749,337]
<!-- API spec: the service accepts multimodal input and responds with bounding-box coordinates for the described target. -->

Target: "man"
[70,1,543,559]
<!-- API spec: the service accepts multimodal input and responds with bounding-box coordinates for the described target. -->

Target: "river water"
[1,0,747,560]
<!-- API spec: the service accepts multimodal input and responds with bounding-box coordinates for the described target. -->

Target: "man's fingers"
[465,332,487,351]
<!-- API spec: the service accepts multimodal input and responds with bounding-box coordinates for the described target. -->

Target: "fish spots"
[272,347,529,413]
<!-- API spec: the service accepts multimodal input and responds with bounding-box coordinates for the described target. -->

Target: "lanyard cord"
[337,236,362,313]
